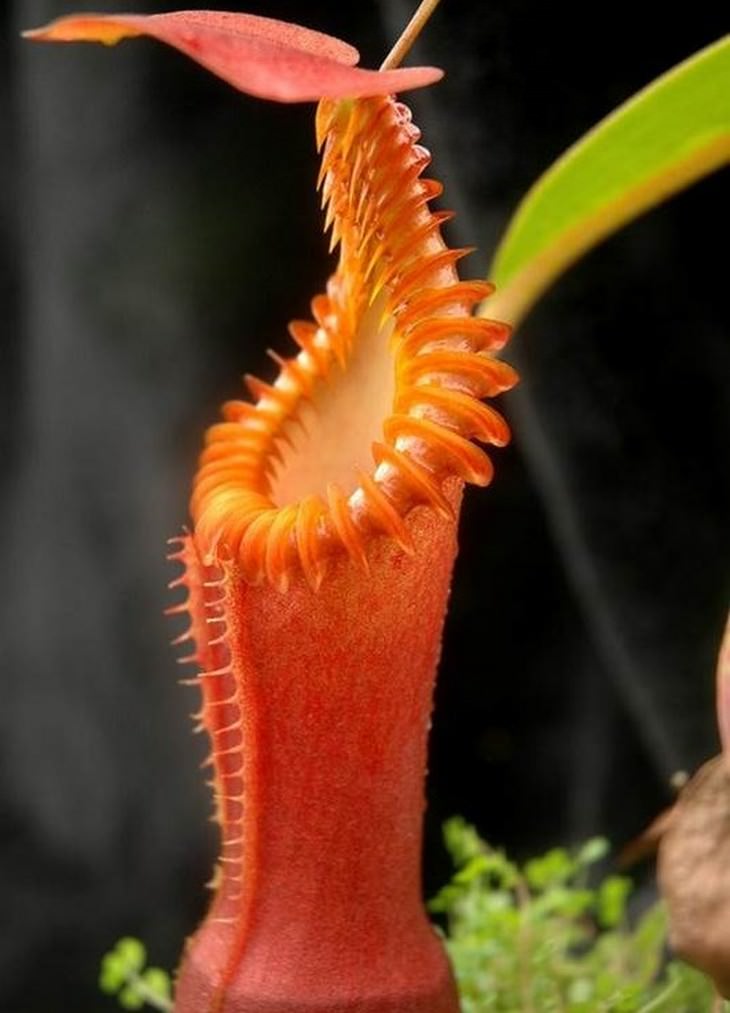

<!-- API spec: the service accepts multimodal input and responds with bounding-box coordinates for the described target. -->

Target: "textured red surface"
[174,493,462,1013]
[24,11,442,102]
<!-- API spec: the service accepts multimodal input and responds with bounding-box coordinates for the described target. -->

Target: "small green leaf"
[99,953,127,993]
[576,837,610,867]
[141,967,172,1001]
[486,36,730,327]
[532,886,594,919]
[428,883,463,913]
[598,876,633,928]
[115,937,146,974]
[118,985,145,1011]
[442,816,484,865]
[524,847,574,889]
[453,854,491,884]
[453,850,519,888]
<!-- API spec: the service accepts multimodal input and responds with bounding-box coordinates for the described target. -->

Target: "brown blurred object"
[658,754,730,998]
[659,614,730,997]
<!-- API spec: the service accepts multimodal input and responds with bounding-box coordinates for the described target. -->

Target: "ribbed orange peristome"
[191,94,517,591]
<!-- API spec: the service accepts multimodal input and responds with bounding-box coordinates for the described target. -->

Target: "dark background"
[2,1,728,1009]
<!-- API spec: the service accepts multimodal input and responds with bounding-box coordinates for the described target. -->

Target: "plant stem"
[514,876,535,1013]
[636,979,679,1013]
[380,0,441,70]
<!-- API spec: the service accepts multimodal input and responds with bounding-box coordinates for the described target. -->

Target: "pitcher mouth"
[190,95,517,592]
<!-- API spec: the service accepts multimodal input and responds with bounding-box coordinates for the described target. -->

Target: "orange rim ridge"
[191,95,518,591]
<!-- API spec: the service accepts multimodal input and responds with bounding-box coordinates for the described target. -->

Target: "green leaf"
[141,967,172,1001]
[598,876,633,928]
[524,847,574,889]
[428,883,463,913]
[115,937,146,974]
[485,36,730,327]
[99,953,127,994]
[442,816,484,865]
[118,985,145,1010]
[576,837,610,867]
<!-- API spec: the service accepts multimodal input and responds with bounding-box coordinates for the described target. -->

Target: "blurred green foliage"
[99,937,172,1012]
[431,817,721,1012]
